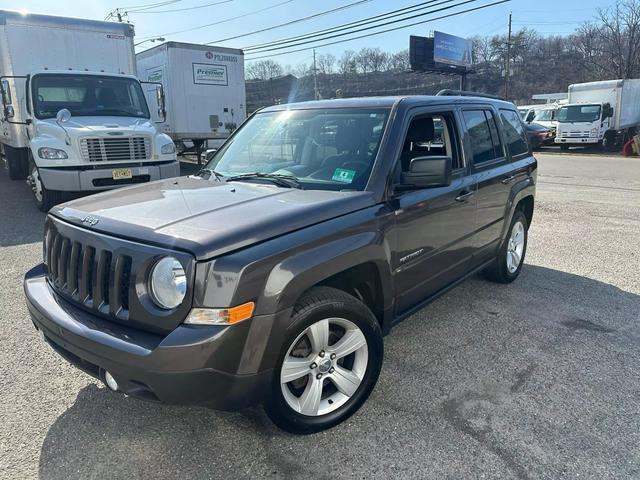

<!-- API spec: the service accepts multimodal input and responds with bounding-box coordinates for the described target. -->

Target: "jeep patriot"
[24,94,536,433]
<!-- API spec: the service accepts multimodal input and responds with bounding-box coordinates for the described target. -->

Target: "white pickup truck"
[0,10,179,211]
[555,79,640,150]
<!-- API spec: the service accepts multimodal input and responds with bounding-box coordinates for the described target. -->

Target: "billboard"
[433,31,472,68]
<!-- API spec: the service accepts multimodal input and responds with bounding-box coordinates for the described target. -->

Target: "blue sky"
[2,0,613,68]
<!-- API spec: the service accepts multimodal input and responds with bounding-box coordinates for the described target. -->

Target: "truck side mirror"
[1,79,13,118]
[526,112,535,123]
[4,105,15,119]
[56,108,71,123]
[155,84,166,122]
[399,156,452,189]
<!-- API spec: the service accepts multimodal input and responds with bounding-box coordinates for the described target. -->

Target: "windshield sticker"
[332,168,356,184]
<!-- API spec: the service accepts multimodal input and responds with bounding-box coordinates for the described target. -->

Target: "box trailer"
[555,79,640,150]
[136,42,246,160]
[0,10,179,211]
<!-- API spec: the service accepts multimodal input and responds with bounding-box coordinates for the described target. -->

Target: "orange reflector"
[227,302,255,324]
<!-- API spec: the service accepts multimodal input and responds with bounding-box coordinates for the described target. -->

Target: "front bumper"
[38,161,180,192]
[24,265,271,410]
[555,137,599,144]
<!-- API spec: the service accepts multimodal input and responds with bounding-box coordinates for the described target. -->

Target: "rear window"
[500,109,529,157]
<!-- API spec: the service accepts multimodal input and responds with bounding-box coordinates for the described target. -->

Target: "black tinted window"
[463,110,501,165]
[500,109,529,156]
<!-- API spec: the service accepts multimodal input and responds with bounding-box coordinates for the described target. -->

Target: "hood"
[37,116,158,144]
[51,177,375,260]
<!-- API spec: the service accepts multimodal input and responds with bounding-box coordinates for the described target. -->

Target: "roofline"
[136,41,243,59]
[0,10,134,37]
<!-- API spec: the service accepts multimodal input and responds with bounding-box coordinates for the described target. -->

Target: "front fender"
[261,231,393,316]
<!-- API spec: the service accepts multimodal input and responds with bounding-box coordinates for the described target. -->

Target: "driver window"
[401,113,462,172]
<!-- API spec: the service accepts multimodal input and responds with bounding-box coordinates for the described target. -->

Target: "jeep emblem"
[81,215,99,226]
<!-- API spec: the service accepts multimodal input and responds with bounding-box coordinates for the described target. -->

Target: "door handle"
[455,190,475,202]
[501,175,516,184]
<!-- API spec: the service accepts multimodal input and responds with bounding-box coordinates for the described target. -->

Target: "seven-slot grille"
[45,228,132,320]
[80,136,151,162]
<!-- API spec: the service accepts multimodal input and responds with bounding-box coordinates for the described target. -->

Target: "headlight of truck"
[590,128,598,137]
[149,256,187,309]
[38,147,68,159]
[160,142,176,154]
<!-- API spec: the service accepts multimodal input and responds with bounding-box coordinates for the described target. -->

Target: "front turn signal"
[184,302,255,326]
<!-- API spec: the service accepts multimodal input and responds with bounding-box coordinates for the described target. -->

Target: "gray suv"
[25,94,536,433]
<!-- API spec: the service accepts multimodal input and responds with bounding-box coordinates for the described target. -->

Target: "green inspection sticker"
[332,168,356,184]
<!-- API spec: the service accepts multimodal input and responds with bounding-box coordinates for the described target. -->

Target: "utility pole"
[505,12,512,99]
[313,49,319,100]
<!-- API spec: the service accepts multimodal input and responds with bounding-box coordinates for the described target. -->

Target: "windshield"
[207,108,390,191]
[557,104,601,123]
[32,74,150,120]
[535,109,557,121]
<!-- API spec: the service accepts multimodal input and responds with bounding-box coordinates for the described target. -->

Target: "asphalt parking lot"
[1,153,639,479]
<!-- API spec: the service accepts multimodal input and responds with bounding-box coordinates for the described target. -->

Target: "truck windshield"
[31,74,150,120]
[207,108,390,191]
[535,109,557,121]
[557,104,601,123]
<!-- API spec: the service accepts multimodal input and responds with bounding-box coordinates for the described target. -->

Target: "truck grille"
[80,137,151,162]
[559,131,591,138]
[45,228,132,320]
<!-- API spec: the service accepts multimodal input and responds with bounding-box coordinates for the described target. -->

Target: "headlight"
[590,128,598,137]
[149,256,186,309]
[38,147,68,159]
[160,142,176,154]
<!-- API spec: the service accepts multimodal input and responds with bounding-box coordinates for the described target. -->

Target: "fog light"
[104,371,119,391]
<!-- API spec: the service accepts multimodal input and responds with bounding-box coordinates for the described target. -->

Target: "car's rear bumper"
[24,264,271,410]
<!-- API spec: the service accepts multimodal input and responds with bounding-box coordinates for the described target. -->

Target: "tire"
[28,154,65,212]
[483,210,528,284]
[264,286,383,434]
[3,144,28,180]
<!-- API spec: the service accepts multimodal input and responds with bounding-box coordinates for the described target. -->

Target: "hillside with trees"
[246,1,640,111]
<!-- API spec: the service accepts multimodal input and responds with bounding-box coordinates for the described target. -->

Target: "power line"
[128,0,234,14]
[245,0,510,60]
[124,0,180,12]
[245,0,482,54]
[207,0,372,44]
[244,0,452,51]
[138,0,296,40]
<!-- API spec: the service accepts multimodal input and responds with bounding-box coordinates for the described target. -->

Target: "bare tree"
[317,53,336,75]
[246,60,283,80]
[338,50,357,75]
[387,49,410,71]
[596,0,640,78]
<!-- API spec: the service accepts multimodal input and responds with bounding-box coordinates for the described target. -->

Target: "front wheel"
[264,287,383,434]
[483,210,528,283]
[29,156,64,212]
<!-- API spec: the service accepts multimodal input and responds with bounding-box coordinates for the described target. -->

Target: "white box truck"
[136,42,245,162]
[555,79,640,150]
[0,10,179,211]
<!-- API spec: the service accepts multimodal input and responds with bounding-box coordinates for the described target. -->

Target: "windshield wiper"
[197,168,224,181]
[225,172,302,189]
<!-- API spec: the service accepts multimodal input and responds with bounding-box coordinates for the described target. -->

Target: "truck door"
[391,108,477,315]
[461,107,524,267]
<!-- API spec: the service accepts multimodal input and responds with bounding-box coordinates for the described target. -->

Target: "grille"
[45,228,132,320]
[80,137,151,162]
[559,131,591,138]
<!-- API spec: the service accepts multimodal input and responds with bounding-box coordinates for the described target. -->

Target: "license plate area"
[112,168,132,180]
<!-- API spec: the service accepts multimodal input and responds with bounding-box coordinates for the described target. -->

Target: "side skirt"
[389,258,495,330]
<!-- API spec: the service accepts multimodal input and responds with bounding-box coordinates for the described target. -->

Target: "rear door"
[460,106,515,266]
[391,107,477,315]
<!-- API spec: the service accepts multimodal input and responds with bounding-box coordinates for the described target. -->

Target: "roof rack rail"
[436,89,506,100]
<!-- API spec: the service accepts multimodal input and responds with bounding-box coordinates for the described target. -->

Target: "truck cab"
[555,102,613,149]
[0,10,179,211]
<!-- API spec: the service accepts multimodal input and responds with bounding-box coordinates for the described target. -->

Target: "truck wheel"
[4,145,28,180]
[264,286,383,434]
[483,210,528,284]
[29,158,64,212]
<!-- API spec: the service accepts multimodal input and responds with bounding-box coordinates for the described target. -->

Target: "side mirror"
[399,155,452,189]
[155,84,166,121]
[56,108,71,123]
[4,105,15,119]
